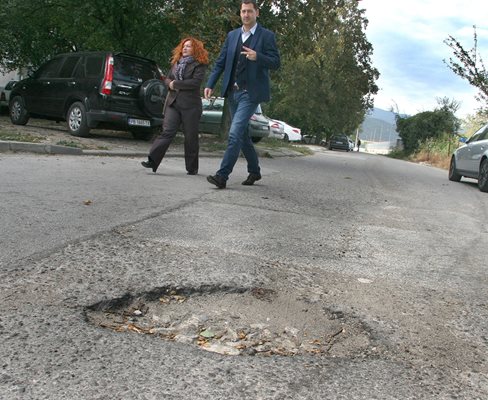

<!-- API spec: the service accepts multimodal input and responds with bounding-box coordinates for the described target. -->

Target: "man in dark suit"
[205,0,280,189]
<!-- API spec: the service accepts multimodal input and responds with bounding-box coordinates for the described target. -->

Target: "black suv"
[9,51,167,140]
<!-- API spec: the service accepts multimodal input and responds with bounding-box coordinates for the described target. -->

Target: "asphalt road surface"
[1,148,487,399]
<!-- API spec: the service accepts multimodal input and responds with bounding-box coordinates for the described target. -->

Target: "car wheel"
[67,102,90,137]
[478,158,488,192]
[9,96,30,125]
[448,156,462,182]
[283,134,289,142]
[251,136,262,143]
[328,145,333,150]
[140,79,167,117]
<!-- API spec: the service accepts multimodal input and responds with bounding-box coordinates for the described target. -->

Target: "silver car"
[449,123,488,192]
[0,80,17,110]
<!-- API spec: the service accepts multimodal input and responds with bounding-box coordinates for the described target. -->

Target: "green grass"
[56,140,82,148]
[198,135,314,155]
[387,135,456,170]
[0,131,44,143]
[387,148,410,159]
[55,140,109,150]
[259,138,314,155]
[201,141,228,152]
[288,145,313,155]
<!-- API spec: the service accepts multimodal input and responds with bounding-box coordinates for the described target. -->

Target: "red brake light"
[101,55,114,95]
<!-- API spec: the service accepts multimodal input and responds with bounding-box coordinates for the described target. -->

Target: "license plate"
[261,126,268,130]
[128,118,150,127]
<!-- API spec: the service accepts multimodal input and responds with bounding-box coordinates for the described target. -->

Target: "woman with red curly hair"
[142,37,209,174]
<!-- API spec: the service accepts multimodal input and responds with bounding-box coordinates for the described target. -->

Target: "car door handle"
[67,81,77,86]
[42,81,51,85]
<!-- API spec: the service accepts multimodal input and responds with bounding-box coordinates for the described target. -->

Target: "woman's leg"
[147,106,181,171]
[181,106,202,174]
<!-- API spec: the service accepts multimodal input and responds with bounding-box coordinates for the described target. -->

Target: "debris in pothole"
[86,287,372,357]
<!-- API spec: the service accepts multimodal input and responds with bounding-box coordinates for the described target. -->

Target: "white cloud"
[360,0,488,117]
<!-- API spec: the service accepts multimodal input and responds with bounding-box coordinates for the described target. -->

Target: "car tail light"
[101,55,114,95]
[292,128,300,134]
[250,115,257,121]
[271,122,279,128]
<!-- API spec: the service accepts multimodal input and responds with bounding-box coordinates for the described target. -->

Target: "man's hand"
[204,87,213,99]
[241,46,257,61]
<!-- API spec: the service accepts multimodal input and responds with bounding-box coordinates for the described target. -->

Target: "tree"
[265,0,379,140]
[0,0,378,140]
[462,110,488,138]
[444,26,488,114]
[396,99,460,154]
[0,0,182,71]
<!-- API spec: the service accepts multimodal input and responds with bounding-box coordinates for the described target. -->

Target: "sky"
[358,0,488,118]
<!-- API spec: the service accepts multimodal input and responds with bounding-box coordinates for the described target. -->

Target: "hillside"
[359,108,401,143]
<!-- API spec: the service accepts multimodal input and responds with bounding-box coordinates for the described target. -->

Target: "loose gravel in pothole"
[86,287,372,357]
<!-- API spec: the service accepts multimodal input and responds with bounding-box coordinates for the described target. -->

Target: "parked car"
[9,51,166,140]
[303,135,320,144]
[328,134,353,151]
[250,104,271,142]
[199,97,225,135]
[268,119,285,139]
[449,123,488,192]
[199,97,269,142]
[0,80,18,110]
[272,119,302,142]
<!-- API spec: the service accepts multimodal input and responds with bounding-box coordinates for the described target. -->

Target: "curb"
[81,149,223,158]
[0,140,83,155]
[0,140,304,158]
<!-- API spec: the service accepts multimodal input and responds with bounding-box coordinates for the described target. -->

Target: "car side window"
[59,56,81,78]
[468,132,483,143]
[37,58,64,79]
[85,56,104,78]
[479,127,488,141]
[468,124,488,143]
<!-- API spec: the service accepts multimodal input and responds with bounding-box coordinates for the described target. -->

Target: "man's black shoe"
[141,159,157,173]
[242,173,261,185]
[207,174,226,189]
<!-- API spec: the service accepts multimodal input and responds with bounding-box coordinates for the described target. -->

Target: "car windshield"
[5,81,17,90]
[202,98,224,110]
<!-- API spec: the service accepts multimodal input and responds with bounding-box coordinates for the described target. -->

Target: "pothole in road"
[85,286,373,357]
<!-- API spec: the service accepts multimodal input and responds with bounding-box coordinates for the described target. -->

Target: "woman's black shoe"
[141,160,157,173]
